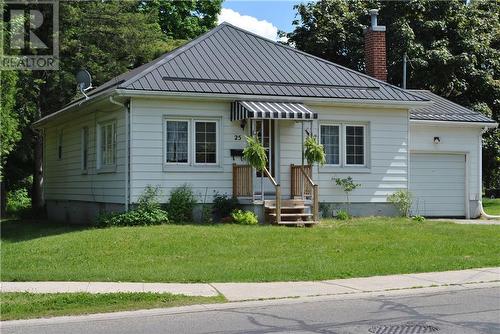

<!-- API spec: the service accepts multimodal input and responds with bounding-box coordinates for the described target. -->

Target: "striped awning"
[231,101,318,121]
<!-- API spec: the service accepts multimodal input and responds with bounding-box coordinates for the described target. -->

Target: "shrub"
[167,184,197,223]
[212,192,239,218]
[230,209,258,225]
[97,186,168,227]
[333,176,360,214]
[336,209,350,220]
[388,190,413,217]
[201,204,214,224]
[412,215,425,222]
[304,135,326,166]
[6,187,31,214]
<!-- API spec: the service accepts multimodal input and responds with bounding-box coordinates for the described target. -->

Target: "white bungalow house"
[34,15,497,224]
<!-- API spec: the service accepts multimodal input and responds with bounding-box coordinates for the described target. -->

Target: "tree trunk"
[1,180,6,217]
[32,133,44,211]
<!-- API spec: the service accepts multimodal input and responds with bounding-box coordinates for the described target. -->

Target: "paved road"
[3,286,500,334]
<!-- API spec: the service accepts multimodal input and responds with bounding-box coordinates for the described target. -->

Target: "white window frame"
[81,126,89,173]
[164,118,191,165]
[97,120,117,171]
[319,123,341,167]
[193,119,219,166]
[343,124,366,167]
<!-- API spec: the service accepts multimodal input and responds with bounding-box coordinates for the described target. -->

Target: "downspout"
[478,127,500,219]
[109,96,130,212]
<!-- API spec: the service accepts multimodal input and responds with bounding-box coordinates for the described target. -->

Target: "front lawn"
[0,292,224,320]
[1,218,499,283]
[483,197,500,215]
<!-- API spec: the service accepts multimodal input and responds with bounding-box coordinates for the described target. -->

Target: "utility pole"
[403,53,408,89]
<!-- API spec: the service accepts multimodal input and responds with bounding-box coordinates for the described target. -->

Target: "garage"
[410,153,466,217]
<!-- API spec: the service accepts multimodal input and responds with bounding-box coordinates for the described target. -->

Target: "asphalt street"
[3,286,500,334]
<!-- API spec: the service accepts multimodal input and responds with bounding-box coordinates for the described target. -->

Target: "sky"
[218,1,303,41]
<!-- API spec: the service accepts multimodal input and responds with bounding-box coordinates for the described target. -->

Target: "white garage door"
[410,153,465,217]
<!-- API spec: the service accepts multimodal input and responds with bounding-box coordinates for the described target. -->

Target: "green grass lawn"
[483,197,500,215]
[0,292,224,321]
[1,217,499,283]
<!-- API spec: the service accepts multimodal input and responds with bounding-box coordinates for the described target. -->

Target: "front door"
[253,119,276,195]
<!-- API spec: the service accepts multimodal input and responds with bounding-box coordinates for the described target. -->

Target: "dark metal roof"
[114,22,425,102]
[409,90,495,123]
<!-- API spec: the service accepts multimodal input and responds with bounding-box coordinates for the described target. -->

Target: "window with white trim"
[320,124,340,165]
[195,121,217,164]
[166,120,189,163]
[97,121,116,169]
[81,127,89,171]
[345,125,365,166]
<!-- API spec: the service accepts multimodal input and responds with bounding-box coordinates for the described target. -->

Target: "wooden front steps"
[264,199,318,226]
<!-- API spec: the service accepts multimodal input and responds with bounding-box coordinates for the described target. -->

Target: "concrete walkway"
[430,218,500,225]
[1,267,498,301]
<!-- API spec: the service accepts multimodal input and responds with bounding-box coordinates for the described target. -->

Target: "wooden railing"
[232,164,253,197]
[262,166,281,224]
[291,164,319,222]
[291,164,312,197]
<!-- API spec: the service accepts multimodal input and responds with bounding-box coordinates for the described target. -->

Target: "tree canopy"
[286,0,500,189]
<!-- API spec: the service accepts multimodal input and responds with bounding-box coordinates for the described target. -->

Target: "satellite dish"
[76,70,92,99]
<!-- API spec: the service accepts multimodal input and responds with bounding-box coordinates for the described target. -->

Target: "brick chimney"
[364,9,387,81]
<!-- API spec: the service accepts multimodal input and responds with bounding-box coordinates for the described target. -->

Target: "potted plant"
[303,135,326,166]
[243,135,268,171]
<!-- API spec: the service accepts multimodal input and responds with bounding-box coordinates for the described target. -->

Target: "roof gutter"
[410,119,498,128]
[115,89,432,109]
[33,89,116,127]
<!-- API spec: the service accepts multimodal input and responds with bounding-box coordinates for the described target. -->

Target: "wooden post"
[276,185,281,224]
[313,184,319,222]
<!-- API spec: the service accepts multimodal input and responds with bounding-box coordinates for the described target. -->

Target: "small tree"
[304,135,326,166]
[333,176,360,215]
[243,136,267,171]
[388,190,413,217]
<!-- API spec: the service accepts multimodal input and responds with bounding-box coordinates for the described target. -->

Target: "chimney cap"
[368,8,386,32]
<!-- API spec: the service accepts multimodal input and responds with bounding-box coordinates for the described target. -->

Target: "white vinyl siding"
[131,98,240,203]
[42,107,125,204]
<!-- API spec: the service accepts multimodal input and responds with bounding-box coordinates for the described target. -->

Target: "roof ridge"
[220,22,427,102]
[120,23,228,88]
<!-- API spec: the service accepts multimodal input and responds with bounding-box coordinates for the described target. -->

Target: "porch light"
[433,137,440,144]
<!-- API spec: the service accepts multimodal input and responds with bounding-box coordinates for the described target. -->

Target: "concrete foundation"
[46,200,124,225]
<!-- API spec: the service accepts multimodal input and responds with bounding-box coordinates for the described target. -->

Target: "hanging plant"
[243,136,268,171]
[304,135,326,166]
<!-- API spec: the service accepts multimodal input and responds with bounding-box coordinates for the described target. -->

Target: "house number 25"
[234,135,242,140]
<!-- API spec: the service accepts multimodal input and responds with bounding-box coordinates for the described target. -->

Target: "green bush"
[336,209,350,220]
[97,185,169,227]
[167,184,197,223]
[388,190,413,217]
[212,193,239,219]
[201,204,214,224]
[230,209,258,225]
[6,188,31,214]
[412,215,425,222]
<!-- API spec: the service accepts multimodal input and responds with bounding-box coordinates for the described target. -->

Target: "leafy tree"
[286,0,500,190]
[140,0,222,39]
